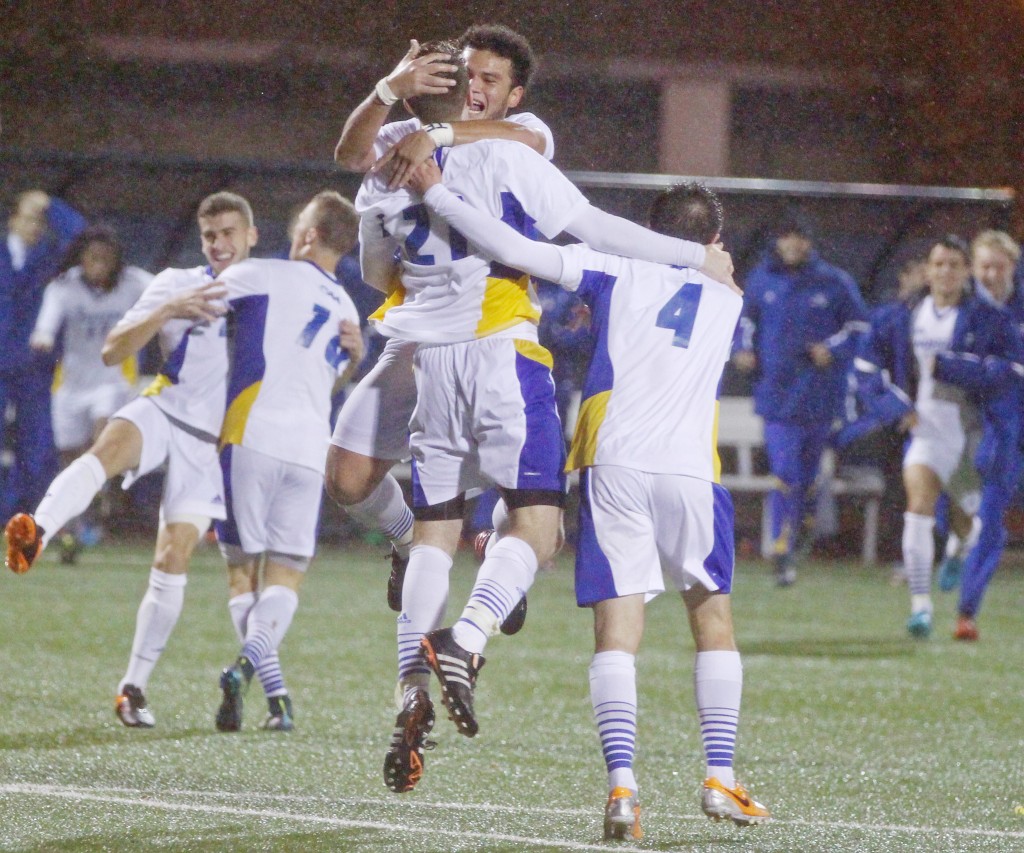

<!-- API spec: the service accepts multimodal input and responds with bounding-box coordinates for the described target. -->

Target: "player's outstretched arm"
[410,160,568,285]
[564,206,737,291]
[334,40,458,172]
[102,281,226,366]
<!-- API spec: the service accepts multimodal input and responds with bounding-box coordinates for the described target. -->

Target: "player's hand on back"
[167,281,227,324]
[338,319,365,366]
[701,244,741,294]
[406,158,443,195]
[374,131,437,190]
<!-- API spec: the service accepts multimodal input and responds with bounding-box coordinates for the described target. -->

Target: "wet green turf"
[2,539,1022,851]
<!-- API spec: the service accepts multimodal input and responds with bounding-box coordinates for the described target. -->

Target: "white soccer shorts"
[53,382,134,450]
[330,337,417,461]
[113,397,226,522]
[216,443,324,560]
[574,464,735,607]
[903,400,980,508]
[409,336,565,508]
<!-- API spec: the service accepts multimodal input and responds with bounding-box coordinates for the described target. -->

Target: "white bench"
[716,396,884,565]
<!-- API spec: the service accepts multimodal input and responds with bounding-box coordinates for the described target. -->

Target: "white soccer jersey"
[357,139,589,344]
[113,265,227,438]
[564,252,742,480]
[34,265,152,392]
[217,258,360,472]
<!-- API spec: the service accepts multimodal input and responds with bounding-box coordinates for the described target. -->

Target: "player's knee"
[325,451,377,506]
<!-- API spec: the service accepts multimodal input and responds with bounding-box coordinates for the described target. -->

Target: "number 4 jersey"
[564,253,742,482]
[217,258,360,472]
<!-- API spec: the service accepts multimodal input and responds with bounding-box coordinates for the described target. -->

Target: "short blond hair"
[971,229,1020,264]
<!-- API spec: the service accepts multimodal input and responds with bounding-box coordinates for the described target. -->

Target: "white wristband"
[374,78,398,106]
[423,122,455,148]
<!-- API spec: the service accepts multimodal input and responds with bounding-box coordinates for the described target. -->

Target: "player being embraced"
[410,164,770,837]
[213,192,363,734]
[356,44,736,796]
[5,192,248,729]
[329,24,554,618]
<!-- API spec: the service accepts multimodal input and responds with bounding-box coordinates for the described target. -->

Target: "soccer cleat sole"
[5,513,41,575]
[215,668,245,732]
[383,693,435,793]
[498,595,527,636]
[421,635,479,738]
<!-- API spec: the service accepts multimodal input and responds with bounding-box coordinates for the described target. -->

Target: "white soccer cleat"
[701,777,771,826]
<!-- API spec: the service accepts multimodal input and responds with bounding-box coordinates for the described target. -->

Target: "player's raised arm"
[334,40,458,172]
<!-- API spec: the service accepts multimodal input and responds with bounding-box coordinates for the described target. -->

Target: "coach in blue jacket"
[733,213,868,586]
[0,190,85,521]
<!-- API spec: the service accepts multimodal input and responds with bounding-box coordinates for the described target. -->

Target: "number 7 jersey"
[216,258,360,472]
[565,253,742,482]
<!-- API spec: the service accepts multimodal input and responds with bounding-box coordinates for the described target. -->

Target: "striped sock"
[589,650,638,794]
[452,536,537,655]
[347,474,414,557]
[240,585,298,669]
[695,650,742,790]
[228,592,257,642]
[903,513,935,605]
[255,652,287,698]
[397,545,451,691]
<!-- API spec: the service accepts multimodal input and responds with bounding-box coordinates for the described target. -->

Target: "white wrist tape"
[375,78,398,106]
[423,122,455,148]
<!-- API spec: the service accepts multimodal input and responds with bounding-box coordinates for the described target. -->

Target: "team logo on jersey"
[810,293,829,308]
[764,291,777,304]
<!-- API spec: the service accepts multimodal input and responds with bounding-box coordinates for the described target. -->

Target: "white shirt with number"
[217,258,360,472]
[357,139,588,344]
[562,252,742,481]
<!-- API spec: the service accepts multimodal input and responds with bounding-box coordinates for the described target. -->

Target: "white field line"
[3,783,1024,843]
[0,784,642,852]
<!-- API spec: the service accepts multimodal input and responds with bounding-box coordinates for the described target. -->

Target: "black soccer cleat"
[387,547,409,613]
[383,688,436,793]
[261,694,294,732]
[115,684,156,728]
[420,628,485,738]
[215,656,254,732]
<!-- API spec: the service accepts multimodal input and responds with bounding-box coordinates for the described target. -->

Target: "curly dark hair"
[458,24,536,91]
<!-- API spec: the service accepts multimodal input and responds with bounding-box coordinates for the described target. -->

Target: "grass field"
[1,538,1023,852]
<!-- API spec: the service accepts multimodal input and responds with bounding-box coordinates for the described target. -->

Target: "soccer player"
[213,191,363,733]
[31,227,153,557]
[413,168,770,837]
[5,192,252,728]
[329,25,555,616]
[936,231,1024,640]
[0,191,85,521]
[356,44,736,794]
[732,216,868,586]
[857,235,1023,638]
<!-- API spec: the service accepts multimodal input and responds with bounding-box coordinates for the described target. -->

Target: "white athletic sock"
[398,545,452,691]
[34,453,107,549]
[695,650,743,790]
[228,592,257,642]
[452,536,537,655]
[902,512,935,603]
[589,650,638,794]
[240,585,298,669]
[119,568,187,692]
[255,652,288,698]
[346,474,414,556]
